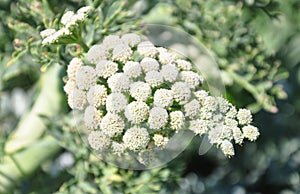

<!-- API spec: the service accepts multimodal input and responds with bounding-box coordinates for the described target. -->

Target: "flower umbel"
[63,33,260,162]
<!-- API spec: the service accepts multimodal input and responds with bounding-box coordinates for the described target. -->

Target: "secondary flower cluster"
[63,33,259,163]
[40,6,93,45]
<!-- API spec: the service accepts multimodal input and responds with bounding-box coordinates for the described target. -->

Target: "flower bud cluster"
[41,6,93,45]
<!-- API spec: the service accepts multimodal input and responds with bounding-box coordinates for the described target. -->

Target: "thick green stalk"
[0,63,66,192]
[4,63,65,154]
[0,135,61,193]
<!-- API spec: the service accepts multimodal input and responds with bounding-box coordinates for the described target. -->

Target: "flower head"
[226,106,237,118]
[179,71,204,89]
[86,85,107,107]
[40,29,56,39]
[75,66,97,90]
[145,71,164,87]
[189,119,210,135]
[176,59,192,70]
[216,97,230,114]
[153,134,169,149]
[170,111,185,131]
[77,6,93,15]
[160,64,179,83]
[86,45,109,64]
[41,28,71,45]
[121,33,141,47]
[242,125,259,141]
[220,140,235,157]
[61,11,75,25]
[208,126,223,145]
[41,6,92,45]
[184,99,201,119]
[171,82,191,103]
[67,57,83,80]
[237,108,252,125]
[140,57,160,73]
[64,79,76,95]
[112,44,132,63]
[102,35,122,50]
[137,41,157,57]
[107,73,130,93]
[202,96,218,112]
[100,113,125,137]
[148,107,168,130]
[220,125,233,141]
[88,131,111,151]
[96,60,118,79]
[84,106,103,129]
[67,88,86,110]
[123,127,150,151]
[106,93,127,113]
[129,82,151,101]
[232,126,244,145]
[154,89,174,108]
[125,101,149,124]
[194,90,208,104]
[123,61,142,78]
[158,51,174,65]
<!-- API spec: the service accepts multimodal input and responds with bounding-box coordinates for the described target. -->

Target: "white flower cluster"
[41,6,93,45]
[189,95,260,157]
[63,33,259,162]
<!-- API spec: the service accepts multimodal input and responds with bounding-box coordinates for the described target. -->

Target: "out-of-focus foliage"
[146,0,288,113]
[0,0,299,193]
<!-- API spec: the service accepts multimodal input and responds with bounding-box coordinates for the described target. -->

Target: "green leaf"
[104,1,125,26]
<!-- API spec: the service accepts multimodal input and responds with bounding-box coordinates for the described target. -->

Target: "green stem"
[227,68,262,104]
[78,39,89,53]
[0,136,61,193]
[0,63,66,192]
[5,63,65,154]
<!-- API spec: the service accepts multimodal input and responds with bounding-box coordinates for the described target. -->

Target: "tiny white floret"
[84,106,103,129]
[123,61,142,78]
[112,44,132,63]
[170,111,185,131]
[86,85,107,107]
[107,73,130,93]
[96,60,118,79]
[140,57,160,73]
[75,66,97,90]
[88,131,111,151]
[145,71,164,87]
[148,107,168,130]
[160,64,179,83]
[121,33,141,47]
[237,108,253,125]
[242,125,259,141]
[154,89,174,108]
[171,82,191,103]
[123,127,150,151]
[106,93,127,113]
[86,44,109,64]
[129,82,151,101]
[125,101,149,124]
[100,113,125,137]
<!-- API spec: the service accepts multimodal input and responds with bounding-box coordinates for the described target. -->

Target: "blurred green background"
[0,0,299,193]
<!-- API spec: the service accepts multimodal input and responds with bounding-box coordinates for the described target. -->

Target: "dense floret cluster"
[63,33,259,164]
